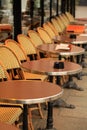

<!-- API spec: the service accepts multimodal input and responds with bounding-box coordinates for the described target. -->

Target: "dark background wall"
[79,0,87,6]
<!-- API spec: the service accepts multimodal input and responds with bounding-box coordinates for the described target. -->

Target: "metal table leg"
[23,104,28,130]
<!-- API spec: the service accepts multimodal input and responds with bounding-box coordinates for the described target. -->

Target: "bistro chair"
[43,22,58,41]
[27,30,44,47]
[0,45,45,130]
[47,21,59,36]
[17,34,40,60]
[0,61,22,126]
[56,16,66,32]
[5,39,47,81]
[37,27,52,44]
[51,18,63,33]
[59,14,69,27]
[65,12,75,22]
[27,30,46,58]
[28,29,57,58]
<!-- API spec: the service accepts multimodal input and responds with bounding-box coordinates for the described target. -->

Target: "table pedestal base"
[74,72,87,80]
[62,76,84,91]
[62,80,84,91]
[80,59,87,68]
[53,98,75,109]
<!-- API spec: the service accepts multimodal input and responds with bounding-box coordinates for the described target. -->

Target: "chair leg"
[28,109,34,130]
[37,103,44,119]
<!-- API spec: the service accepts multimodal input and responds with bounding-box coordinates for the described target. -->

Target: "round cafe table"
[21,58,83,109]
[36,43,84,80]
[37,44,84,57]
[0,122,19,130]
[0,80,63,130]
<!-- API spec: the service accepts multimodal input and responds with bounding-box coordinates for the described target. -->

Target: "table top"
[21,58,82,76]
[0,80,63,104]
[37,44,84,56]
[0,122,19,130]
[71,35,87,45]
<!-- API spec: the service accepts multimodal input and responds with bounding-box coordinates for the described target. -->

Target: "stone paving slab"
[66,96,87,107]
[53,116,87,130]
[59,107,87,119]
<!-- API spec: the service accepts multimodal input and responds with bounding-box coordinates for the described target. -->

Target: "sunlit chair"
[5,39,47,81]
[56,16,66,32]
[59,14,69,27]
[62,13,70,24]
[37,27,52,44]
[65,12,75,22]
[27,30,44,47]
[47,21,59,36]
[43,22,58,40]
[51,18,63,33]
[0,61,22,126]
[0,45,45,130]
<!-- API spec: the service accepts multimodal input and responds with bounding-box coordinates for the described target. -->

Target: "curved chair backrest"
[37,27,52,44]
[62,13,70,24]
[43,22,56,39]
[56,16,66,31]
[59,14,68,27]
[28,30,44,47]
[0,45,21,70]
[0,45,24,79]
[47,21,59,36]
[65,12,75,22]
[0,61,10,81]
[5,39,27,62]
[51,18,62,33]
[17,34,36,56]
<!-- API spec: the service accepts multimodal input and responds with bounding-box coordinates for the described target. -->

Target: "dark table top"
[0,122,19,130]
[0,80,63,104]
[21,58,82,76]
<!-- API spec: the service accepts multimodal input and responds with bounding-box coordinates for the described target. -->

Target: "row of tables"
[0,22,87,130]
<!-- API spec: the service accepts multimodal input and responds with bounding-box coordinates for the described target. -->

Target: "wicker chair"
[17,34,41,60]
[47,21,59,36]
[59,14,69,27]
[0,61,22,126]
[43,22,58,40]
[27,30,44,47]
[37,27,52,44]
[5,39,47,81]
[51,18,63,33]
[56,16,66,32]
[65,12,75,22]
[17,33,46,59]
[0,45,45,130]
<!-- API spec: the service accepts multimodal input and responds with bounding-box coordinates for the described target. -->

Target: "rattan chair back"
[28,30,44,47]
[37,27,52,44]
[5,39,28,62]
[17,34,36,56]
[43,22,56,40]
[0,45,24,79]
[51,18,62,33]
